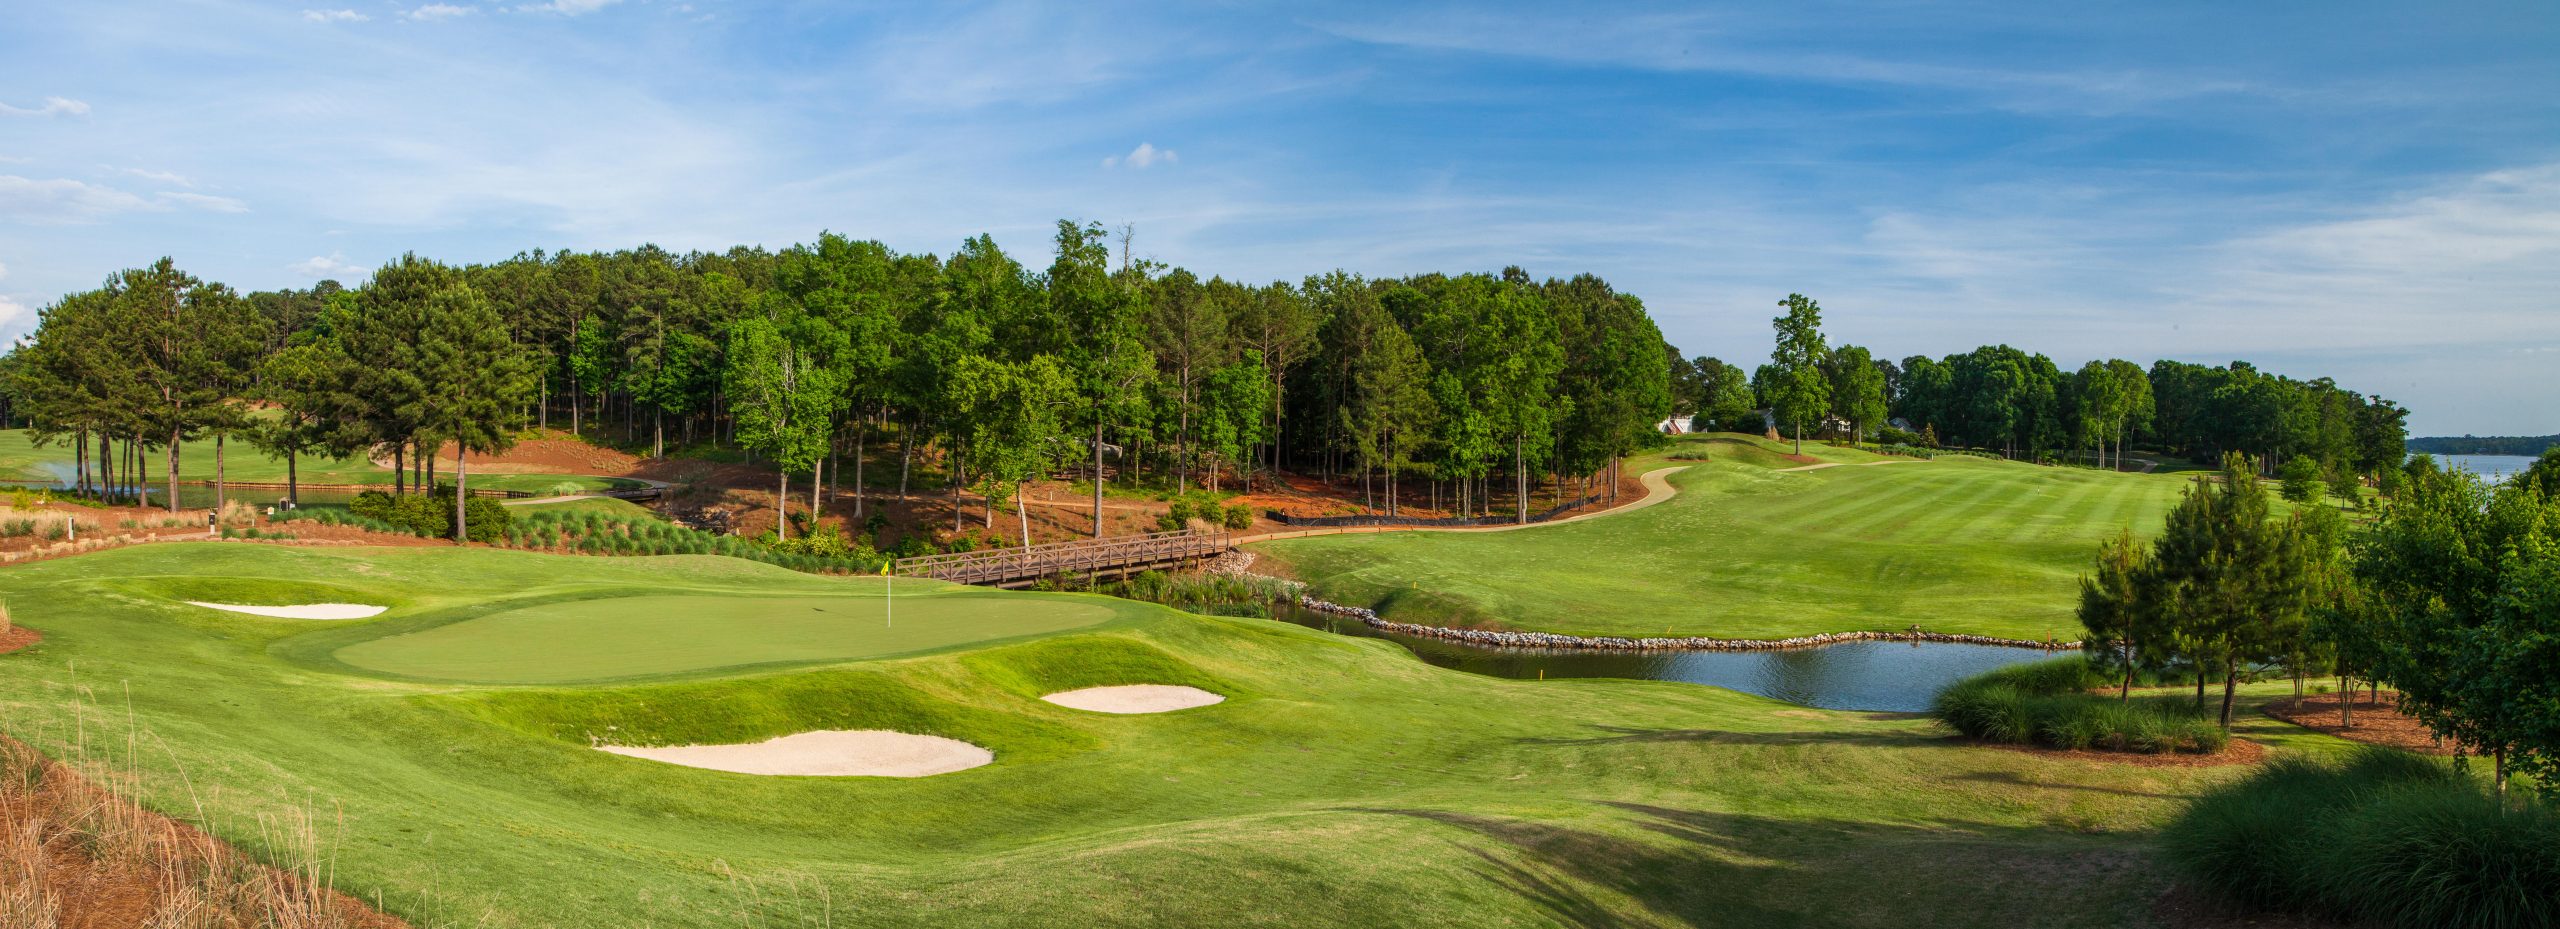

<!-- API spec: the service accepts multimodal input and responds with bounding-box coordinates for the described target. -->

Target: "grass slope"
[0,542,2363,928]
[1250,434,2194,640]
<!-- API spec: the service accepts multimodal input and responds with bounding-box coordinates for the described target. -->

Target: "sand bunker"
[185,602,387,620]
[597,730,992,777]
[1040,684,1225,714]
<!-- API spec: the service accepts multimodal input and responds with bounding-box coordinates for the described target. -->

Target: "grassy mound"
[445,667,1092,764]
[1932,658,2229,754]
[2163,750,2559,928]
[962,634,1230,699]
[108,574,393,611]
[1251,433,2191,640]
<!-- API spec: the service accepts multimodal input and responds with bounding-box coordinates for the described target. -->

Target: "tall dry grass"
[0,705,407,928]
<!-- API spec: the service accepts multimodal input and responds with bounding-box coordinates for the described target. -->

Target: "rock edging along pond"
[1293,595,2080,653]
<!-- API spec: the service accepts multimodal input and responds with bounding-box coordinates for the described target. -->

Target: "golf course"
[1249,435,2197,641]
[0,541,2353,927]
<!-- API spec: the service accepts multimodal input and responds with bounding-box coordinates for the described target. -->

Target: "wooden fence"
[893,529,1231,588]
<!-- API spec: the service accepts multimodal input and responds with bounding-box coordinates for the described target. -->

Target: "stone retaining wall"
[1292,594,2077,653]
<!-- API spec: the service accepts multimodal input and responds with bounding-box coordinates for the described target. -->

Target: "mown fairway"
[0,542,2352,928]
[1250,436,2194,640]
[0,428,635,494]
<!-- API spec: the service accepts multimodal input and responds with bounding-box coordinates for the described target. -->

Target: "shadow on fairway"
[1349,803,2155,929]
[1510,724,1928,749]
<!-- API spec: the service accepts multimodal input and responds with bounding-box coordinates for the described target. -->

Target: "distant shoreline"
[2405,435,2556,457]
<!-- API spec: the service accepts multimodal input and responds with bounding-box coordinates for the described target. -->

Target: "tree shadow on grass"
[1344,803,2158,929]
[1950,769,2198,802]
[1511,724,1930,750]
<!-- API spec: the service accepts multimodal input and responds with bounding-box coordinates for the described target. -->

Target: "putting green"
[333,592,1114,683]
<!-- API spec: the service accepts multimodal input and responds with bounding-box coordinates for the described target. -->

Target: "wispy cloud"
[514,0,618,14]
[289,252,369,280]
[0,97,90,118]
[302,8,368,23]
[0,176,250,222]
[404,4,473,21]
[1102,142,1177,169]
[120,167,194,187]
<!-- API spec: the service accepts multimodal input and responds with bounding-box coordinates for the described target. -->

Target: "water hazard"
[1269,604,2064,712]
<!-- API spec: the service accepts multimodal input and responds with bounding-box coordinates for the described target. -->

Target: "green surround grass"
[0,542,2376,928]
[332,590,1116,684]
[1249,434,2196,641]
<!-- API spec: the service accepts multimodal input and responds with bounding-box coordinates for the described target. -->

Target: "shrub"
[1221,503,1255,530]
[2164,749,2555,929]
[1932,658,2221,754]
[1165,500,1193,525]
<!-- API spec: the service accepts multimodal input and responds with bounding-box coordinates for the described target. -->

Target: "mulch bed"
[2264,691,2455,756]
[2152,883,2348,929]
[1973,736,2267,769]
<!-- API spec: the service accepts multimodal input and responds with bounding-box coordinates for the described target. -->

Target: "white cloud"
[0,176,253,222]
[0,97,90,118]
[158,191,250,213]
[120,167,193,187]
[1104,142,1177,169]
[0,295,30,331]
[0,175,154,223]
[405,4,474,21]
[302,8,369,23]
[514,0,618,14]
[290,252,369,280]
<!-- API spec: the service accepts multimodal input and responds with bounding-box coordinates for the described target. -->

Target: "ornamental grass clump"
[2163,749,2558,929]
[1932,657,2224,754]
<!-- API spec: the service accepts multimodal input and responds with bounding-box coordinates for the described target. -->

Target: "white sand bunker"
[185,601,387,620]
[1040,684,1225,714]
[597,730,992,777]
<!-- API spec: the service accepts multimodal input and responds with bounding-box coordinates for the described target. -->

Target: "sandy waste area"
[598,730,993,776]
[1040,684,1225,714]
[186,602,387,620]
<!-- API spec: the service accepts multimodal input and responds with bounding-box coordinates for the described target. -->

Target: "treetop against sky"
[0,1,2553,434]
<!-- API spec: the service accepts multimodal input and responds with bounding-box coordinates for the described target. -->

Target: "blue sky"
[2,1,2555,435]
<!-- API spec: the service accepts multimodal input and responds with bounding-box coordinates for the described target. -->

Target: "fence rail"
[894,528,1230,588]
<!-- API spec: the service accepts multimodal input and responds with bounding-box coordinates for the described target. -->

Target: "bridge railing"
[894,529,1229,585]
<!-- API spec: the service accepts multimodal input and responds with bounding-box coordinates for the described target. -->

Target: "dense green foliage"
[1931,659,2229,754]
[503,506,888,574]
[348,488,512,541]
[2337,455,2560,794]
[2163,751,2558,929]
[5,232,1677,540]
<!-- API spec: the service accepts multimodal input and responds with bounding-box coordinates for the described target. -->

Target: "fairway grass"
[0,543,2367,927]
[1251,435,2195,641]
[0,427,637,494]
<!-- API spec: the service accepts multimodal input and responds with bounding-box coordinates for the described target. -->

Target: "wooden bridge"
[892,529,1232,588]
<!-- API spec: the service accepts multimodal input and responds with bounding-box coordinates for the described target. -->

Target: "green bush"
[1221,503,1254,530]
[1932,658,2222,754]
[2164,749,2556,929]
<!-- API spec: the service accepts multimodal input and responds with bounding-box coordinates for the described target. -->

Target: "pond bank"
[1291,595,2079,653]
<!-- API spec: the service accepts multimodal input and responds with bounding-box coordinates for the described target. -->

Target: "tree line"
[2,222,1677,545]
[1669,294,2409,485]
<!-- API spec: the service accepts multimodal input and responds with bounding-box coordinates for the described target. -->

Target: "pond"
[0,479,366,511]
[1269,604,2066,712]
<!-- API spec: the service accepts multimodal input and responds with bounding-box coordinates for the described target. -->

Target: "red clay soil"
[1973,736,2267,769]
[0,626,37,656]
[2264,691,2457,756]
[0,736,411,929]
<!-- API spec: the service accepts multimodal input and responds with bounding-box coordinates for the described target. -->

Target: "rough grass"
[1251,433,2193,640]
[2163,750,2557,928]
[0,543,2371,928]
